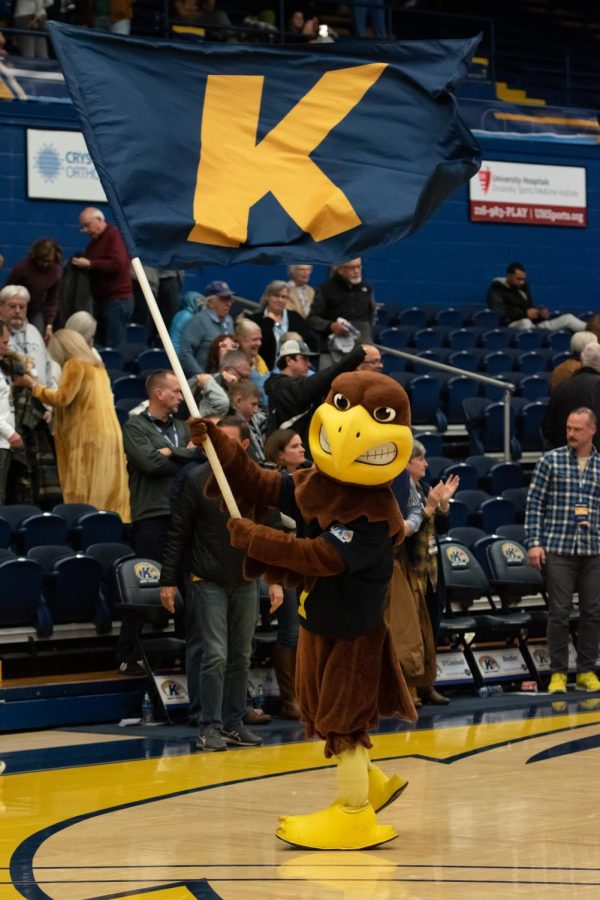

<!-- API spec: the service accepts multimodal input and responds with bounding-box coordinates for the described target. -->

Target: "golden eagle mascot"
[190,370,417,850]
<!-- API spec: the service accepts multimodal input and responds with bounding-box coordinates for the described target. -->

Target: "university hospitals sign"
[27,129,107,203]
[469,160,586,228]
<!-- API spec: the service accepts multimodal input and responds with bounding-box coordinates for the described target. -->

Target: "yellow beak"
[309,402,413,486]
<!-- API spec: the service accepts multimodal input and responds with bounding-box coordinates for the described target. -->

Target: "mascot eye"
[373,406,396,423]
[333,393,351,411]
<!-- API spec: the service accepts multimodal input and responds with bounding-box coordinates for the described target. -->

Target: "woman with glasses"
[249,280,316,370]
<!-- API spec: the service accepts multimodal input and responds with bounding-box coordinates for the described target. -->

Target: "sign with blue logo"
[27,128,107,202]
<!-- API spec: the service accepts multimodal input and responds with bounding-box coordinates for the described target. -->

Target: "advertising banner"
[469,160,586,227]
[27,128,107,202]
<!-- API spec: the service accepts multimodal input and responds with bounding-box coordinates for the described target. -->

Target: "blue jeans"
[353,0,388,38]
[277,587,300,648]
[187,578,257,730]
[95,298,133,348]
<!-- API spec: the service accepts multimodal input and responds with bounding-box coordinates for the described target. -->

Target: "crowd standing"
[3,226,600,746]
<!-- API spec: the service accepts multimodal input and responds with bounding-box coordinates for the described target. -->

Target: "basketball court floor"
[2,693,600,899]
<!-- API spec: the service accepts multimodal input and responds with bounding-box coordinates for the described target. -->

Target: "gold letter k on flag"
[188,63,387,247]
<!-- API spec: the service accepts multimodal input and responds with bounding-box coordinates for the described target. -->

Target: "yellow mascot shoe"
[275,803,398,850]
[368,765,408,812]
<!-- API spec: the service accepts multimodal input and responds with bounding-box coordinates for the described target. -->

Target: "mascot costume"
[191,370,417,850]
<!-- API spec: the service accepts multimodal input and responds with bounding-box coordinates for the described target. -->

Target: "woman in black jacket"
[249,280,316,370]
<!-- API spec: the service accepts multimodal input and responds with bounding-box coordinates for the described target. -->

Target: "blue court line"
[5,716,600,776]
[527,730,600,763]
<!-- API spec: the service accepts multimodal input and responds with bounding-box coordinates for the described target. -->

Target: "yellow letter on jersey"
[188,63,387,247]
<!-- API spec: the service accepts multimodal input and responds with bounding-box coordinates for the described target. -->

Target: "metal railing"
[376,343,515,462]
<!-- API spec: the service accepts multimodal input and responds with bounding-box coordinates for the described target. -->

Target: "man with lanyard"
[119,369,196,674]
[525,407,600,694]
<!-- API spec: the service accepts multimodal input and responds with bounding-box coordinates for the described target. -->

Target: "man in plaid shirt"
[525,407,600,694]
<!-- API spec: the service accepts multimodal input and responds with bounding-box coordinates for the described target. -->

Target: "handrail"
[375,343,515,462]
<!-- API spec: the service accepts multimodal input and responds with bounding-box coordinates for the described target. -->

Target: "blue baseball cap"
[204,280,233,297]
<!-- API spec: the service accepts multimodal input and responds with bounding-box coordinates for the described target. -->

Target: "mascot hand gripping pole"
[190,371,417,850]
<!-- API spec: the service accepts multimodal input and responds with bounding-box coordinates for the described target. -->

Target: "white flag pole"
[131,257,241,518]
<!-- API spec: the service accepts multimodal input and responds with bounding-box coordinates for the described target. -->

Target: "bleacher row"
[0,502,134,638]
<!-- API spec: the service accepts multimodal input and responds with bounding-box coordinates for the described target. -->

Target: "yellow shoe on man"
[548,672,567,694]
[575,671,600,693]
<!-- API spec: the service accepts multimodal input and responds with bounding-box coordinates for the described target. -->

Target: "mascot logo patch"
[134,561,161,585]
[501,542,525,564]
[478,655,501,672]
[330,525,354,544]
[446,545,469,569]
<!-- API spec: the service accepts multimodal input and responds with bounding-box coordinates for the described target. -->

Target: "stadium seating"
[486,538,546,612]
[33,548,110,634]
[75,511,124,550]
[136,348,170,375]
[87,542,136,609]
[112,375,147,402]
[0,557,51,636]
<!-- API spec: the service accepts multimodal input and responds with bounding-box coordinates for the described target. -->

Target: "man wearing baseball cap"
[180,281,235,376]
[265,337,367,453]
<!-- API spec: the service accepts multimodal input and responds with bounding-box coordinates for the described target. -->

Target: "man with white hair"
[72,207,133,347]
[543,342,600,449]
[0,285,59,388]
[551,330,598,391]
[308,257,375,367]
[179,280,235,376]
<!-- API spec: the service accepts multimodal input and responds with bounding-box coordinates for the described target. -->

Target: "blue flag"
[49,24,480,268]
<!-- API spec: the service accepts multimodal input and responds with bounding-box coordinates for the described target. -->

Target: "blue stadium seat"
[118,342,151,370]
[0,557,51,636]
[444,376,480,422]
[551,351,571,369]
[411,349,447,375]
[447,328,478,350]
[518,351,547,374]
[414,328,443,350]
[19,513,69,551]
[87,542,136,608]
[442,462,478,490]
[516,399,548,452]
[0,518,10,548]
[425,456,453,482]
[447,498,469,528]
[0,548,16,563]
[472,534,501,579]
[47,554,111,632]
[479,497,517,533]
[512,330,546,350]
[112,375,147,402]
[0,504,42,550]
[53,503,97,544]
[454,489,491,527]
[465,454,495,487]
[27,544,75,570]
[408,376,447,431]
[483,351,514,375]
[481,329,511,350]
[496,523,526,544]
[413,431,443,456]
[447,526,486,547]
[487,462,524,494]
[520,374,550,400]
[433,308,463,327]
[396,307,427,328]
[378,327,415,350]
[74,511,124,550]
[462,398,521,458]
[547,330,571,352]
[481,372,521,401]
[502,487,529,523]
[99,348,125,370]
[136,348,170,375]
[448,350,480,373]
[125,323,148,344]
[472,309,500,328]
[486,538,546,609]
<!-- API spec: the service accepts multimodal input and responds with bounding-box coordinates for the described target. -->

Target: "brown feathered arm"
[228,518,347,578]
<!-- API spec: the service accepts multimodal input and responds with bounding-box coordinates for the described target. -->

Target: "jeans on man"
[545,553,600,673]
[187,578,257,731]
[95,298,134,348]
